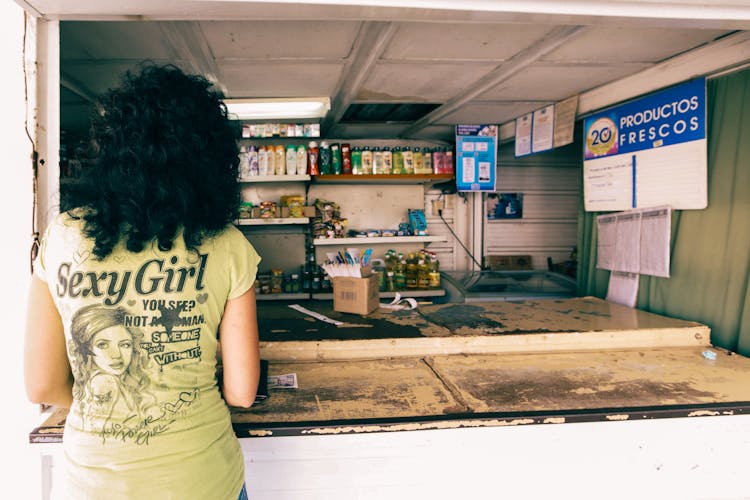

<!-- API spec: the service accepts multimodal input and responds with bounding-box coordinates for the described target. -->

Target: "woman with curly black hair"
[25,63,260,500]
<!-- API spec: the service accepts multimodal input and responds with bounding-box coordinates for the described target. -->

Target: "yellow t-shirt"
[35,211,260,500]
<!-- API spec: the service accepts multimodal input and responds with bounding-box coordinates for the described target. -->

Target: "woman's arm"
[218,286,260,408]
[24,276,74,408]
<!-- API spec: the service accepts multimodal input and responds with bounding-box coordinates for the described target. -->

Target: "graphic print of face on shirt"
[59,249,212,444]
[69,304,157,434]
[91,325,133,376]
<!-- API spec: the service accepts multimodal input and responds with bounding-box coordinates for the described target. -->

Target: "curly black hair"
[65,63,241,259]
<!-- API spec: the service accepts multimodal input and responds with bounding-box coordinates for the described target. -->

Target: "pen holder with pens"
[323,248,379,315]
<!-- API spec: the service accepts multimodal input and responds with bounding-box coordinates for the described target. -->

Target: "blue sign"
[584,78,705,160]
[456,124,497,192]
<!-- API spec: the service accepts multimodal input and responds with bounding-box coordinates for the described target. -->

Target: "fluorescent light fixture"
[224,97,331,120]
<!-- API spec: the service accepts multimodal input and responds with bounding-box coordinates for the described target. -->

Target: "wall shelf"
[311,289,444,300]
[313,235,447,245]
[236,217,310,226]
[256,293,309,301]
[380,289,445,298]
[313,173,454,185]
[238,174,310,183]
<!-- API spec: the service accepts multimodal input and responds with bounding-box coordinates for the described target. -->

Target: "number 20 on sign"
[585,116,618,159]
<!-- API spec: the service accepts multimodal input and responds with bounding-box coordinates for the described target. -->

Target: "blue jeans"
[238,483,248,500]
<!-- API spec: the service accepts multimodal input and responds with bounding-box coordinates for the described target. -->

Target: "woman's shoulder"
[205,224,247,247]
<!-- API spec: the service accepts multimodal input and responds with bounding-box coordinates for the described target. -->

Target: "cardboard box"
[333,274,379,315]
[487,255,532,271]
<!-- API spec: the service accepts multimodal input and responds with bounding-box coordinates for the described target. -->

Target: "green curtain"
[578,68,750,355]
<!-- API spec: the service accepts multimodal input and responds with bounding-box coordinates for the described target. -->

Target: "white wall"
[484,142,581,270]
[0,3,43,498]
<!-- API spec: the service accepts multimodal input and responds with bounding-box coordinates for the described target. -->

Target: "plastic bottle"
[271,268,284,293]
[274,144,285,175]
[372,146,384,174]
[307,141,320,175]
[258,146,269,175]
[382,146,393,174]
[431,147,442,173]
[417,258,430,289]
[428,258,441,288]
[341,143,352,174]
[319,141,331,174]
[392,146,403,174]
[266,145,276,174]
[386,271,395,292]
[248,145,259,175]
[331,143,342,174]
[394,260,406,290]
[351,146,362,174]
[361,146,373,175]
[296,144,307,175]
[423,147,432,175]
[405,254,418,289]
[301,265,311,292]
[238,146,249,178]
[402,146,414,174]
[444,147,454,174]
[413,147,425,174]
[285,144,297,175]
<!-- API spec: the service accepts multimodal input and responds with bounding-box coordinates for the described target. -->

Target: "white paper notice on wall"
[596,205,671,277]
[614,211,642,273]
[596,214,616,270]
[607,271,639,308]
[640,206,671,277]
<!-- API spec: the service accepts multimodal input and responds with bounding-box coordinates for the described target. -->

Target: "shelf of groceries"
[236,217,309,226]
[314,235,447,245]
[237,173,453,185]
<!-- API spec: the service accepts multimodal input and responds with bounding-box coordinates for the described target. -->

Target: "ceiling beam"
[60,72,96,102]
[497,30,750,141]
[159,21,228,95]
[399,24,586,138]
[321,21,397,137]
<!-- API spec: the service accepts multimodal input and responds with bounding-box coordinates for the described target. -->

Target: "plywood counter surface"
[31,298,750,443]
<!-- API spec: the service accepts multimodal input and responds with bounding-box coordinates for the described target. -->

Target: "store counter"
[29,297,750,499]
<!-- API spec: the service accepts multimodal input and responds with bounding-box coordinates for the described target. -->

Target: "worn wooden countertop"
[32,297,750,443]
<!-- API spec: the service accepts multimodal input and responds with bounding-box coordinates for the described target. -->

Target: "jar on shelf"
[271,268,283,293]
[259,201,277,218]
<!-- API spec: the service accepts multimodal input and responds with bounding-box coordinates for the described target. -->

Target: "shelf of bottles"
[237,139,455,181]
[238,174,311,183]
